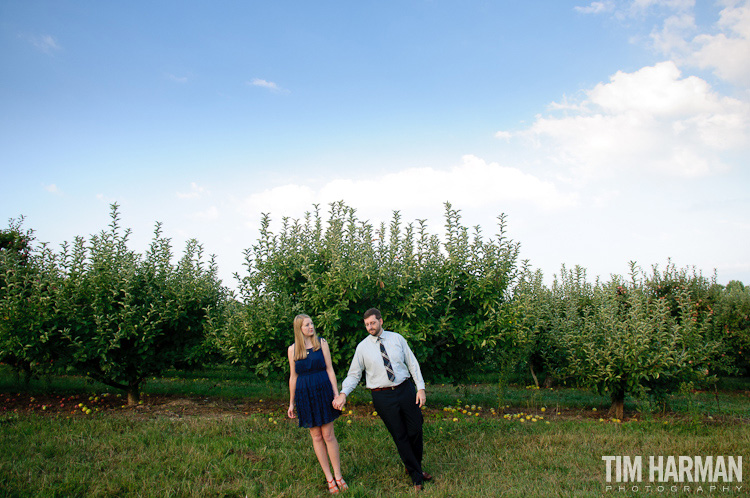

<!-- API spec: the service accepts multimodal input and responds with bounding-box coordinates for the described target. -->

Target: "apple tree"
[53,205,226,404]
[0,218,61,384]
[552,263,730,419]
[214,202,521,381]
[709,280,750,375]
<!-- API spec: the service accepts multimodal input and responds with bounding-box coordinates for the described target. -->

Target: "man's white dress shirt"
[341,330,425,396]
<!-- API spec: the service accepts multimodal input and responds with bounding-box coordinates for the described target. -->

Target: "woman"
[287,314,347,493]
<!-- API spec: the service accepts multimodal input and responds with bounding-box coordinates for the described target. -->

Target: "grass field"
[1,368,748,498]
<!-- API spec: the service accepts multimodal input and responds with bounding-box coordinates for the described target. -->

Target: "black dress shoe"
[405,467,433,481]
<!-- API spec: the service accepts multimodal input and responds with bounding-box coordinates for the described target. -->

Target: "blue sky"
[2,0,749,290]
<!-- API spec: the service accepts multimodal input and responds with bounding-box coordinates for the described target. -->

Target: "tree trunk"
[609,393,625,420]
[21,362,32,387]
[127,382,141,406]
[713,383,721,411]
[529,364,539,388]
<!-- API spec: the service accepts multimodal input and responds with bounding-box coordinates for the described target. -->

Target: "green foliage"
[542,262,731,418]
[708,280,750,374]
[0,217,33,263]
[54,205,227,403]
[511,265,576,388]
[0,218,60,383]
[483,261,539,406]
[4,202,750,409]
[213,202,521,381]
[0,205,228,404]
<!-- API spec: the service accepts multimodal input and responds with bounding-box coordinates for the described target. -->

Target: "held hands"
[416,389,426,408]
[332,393,346,411]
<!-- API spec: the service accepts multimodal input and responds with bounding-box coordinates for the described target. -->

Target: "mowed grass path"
[1,370,749,497]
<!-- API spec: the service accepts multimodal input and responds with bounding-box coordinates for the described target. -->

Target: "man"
[332,308,432,491]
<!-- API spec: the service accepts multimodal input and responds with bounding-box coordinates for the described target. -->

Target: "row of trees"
[214,201,521,381]
[1,203,749,415]
[0,207,224,404]
[513,263,745,418]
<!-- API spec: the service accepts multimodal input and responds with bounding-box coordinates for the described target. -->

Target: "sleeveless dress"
[294,347,341,428]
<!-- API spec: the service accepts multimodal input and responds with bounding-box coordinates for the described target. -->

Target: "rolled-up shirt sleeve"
[400,334,426,391]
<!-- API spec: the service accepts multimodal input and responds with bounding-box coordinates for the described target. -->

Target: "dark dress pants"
[371,381,424,485]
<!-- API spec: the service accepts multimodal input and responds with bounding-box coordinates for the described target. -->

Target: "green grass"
[1,368,749,497]
[1,411,748,497]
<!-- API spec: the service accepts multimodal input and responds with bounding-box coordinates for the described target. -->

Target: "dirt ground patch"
[0,390,740,425]
[0,390,630,424]
[0,391,282,420]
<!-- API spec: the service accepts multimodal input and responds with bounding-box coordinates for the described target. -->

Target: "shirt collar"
[367,330,388,343]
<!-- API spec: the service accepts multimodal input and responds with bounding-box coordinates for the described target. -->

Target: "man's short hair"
[363,308,381,321]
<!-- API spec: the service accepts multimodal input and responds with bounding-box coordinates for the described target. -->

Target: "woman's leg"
[309,426,334,481]
[320,421,342,479]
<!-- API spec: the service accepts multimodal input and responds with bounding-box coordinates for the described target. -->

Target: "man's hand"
[416,389,426,408]
[332,393,347,410]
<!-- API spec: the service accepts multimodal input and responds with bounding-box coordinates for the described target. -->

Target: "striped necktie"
[378,337,396,382]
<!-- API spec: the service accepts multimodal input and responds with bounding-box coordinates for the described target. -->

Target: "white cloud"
[575,1,615,15]
[519,61,749,180]
[494,130,512,140]
[193,206,220,222]
[597,0,750,88]
[44,183,60,194]
[96,193,117,204]
[631,0,694,13]
[166,73,189,84]
[580,0,694,20]
[248,78,289,93]
[236,156,577,229]
[237,184,323,227]
[25,34,61,54]
[649,12,696,55]
[177,182,208,199]
[588,62,724,116]
[548,94,587,112]
[687,1,750,87]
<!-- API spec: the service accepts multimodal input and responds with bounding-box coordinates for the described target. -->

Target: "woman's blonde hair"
[292,314,322,361]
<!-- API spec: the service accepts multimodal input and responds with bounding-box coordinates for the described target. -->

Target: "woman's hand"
[332,393,346,410]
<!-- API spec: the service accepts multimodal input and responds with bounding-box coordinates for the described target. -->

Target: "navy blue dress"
[295,347,341,428]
